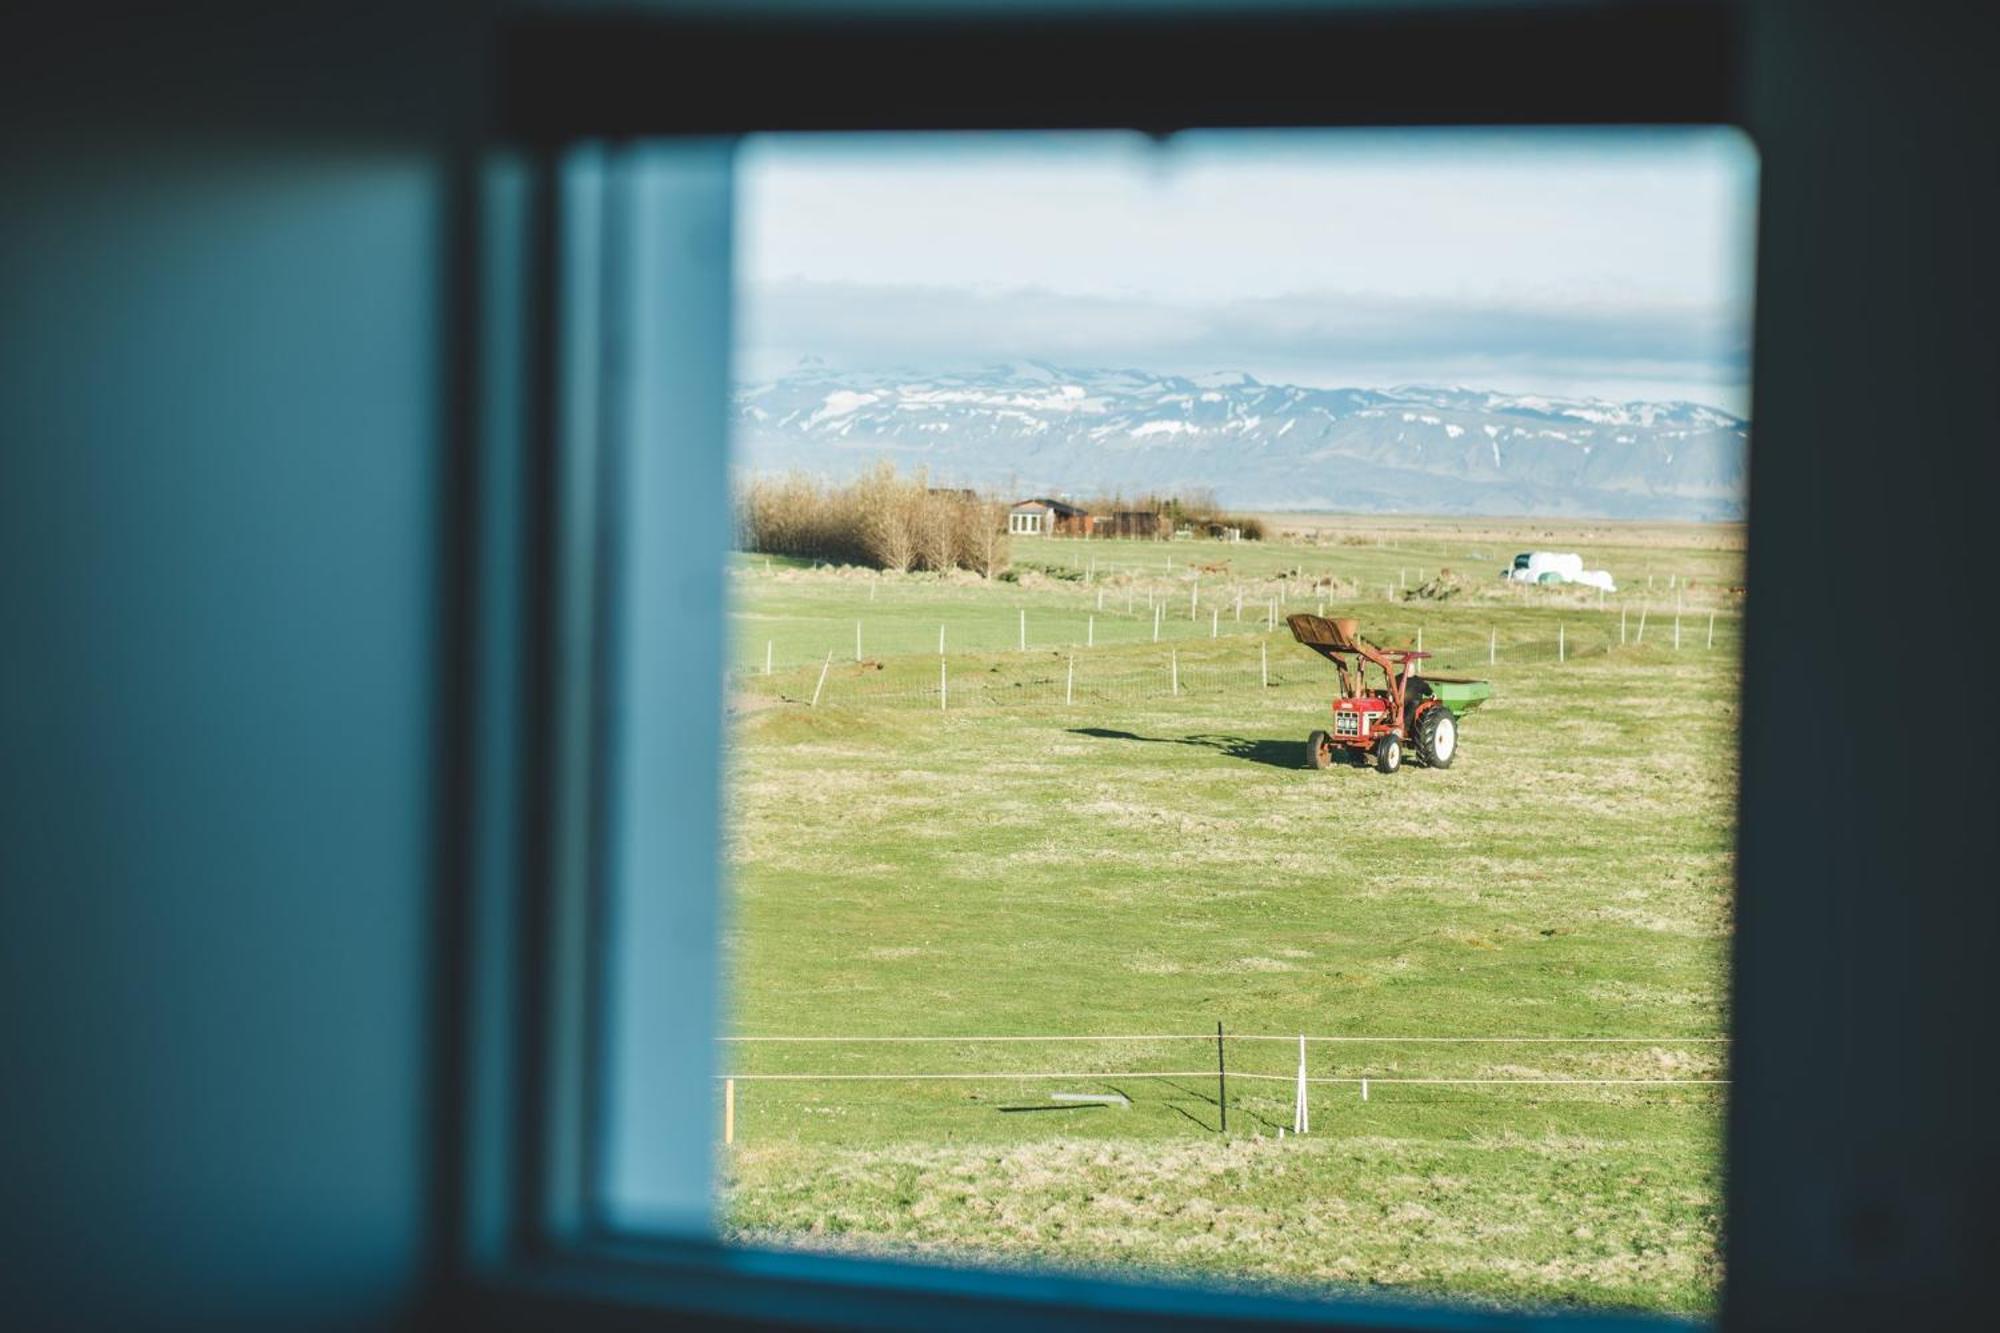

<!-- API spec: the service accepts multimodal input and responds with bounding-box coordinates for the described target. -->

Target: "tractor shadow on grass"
[1069,727,1305,770]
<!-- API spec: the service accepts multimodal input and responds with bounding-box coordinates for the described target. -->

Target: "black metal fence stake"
[1217,1020,1227,1134]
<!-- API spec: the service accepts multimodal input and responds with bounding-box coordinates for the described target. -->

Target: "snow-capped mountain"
[734,363,1749,520]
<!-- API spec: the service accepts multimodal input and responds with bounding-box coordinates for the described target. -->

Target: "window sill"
[447,1236,1701,1333]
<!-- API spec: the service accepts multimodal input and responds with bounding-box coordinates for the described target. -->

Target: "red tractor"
[1286,614,1492,774]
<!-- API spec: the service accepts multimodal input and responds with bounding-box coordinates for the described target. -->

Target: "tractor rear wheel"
[1306,730,1334,770]
[1402,677,1434,734]
[1414,704,1458,768]
[1373,734,1402,773]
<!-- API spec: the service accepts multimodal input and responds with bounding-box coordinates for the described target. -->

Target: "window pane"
[629,127,1755,1315]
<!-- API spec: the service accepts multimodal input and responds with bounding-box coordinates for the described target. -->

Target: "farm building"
[1008,498,1090,536]
[1093,510,1169,539]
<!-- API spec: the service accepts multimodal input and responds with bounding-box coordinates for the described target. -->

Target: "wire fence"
[733,556,1744,677]
[713,1031,1727,1146]
[716,1032,1731,1089]
[733,612,1738,714]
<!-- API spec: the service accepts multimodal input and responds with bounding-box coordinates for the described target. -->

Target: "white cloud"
[735,127,1758,412]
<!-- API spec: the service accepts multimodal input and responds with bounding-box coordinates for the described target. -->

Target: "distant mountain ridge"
[734,362,1749,520]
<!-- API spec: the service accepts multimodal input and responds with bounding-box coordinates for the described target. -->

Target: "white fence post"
[1019,608,1026,651]
[1260,639,1269,689]
[1153,603,1161,642]
[810,651,832,707]
[939,623,945,655]
[1489,628,1496,665]
[1636,606,1649,644]
[1171,650,1179,697]
[1067,655,1075,706]
[855,620,862,661]
[764,640,773,676]
[1211,608,1218,638]
[1708,611,1716,649]
[1294,1035,1309,1135]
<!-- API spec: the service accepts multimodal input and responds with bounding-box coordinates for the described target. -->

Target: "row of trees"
[1073,487,1267,540]
[738,465,1010,575]
[738,467,1266,574]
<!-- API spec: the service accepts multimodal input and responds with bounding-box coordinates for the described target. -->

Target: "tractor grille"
[1333,711,1361,737]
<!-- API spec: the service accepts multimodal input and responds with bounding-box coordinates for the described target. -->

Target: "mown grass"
[720,518,1741,1315]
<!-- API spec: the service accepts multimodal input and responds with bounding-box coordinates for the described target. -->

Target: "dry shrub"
[1406,569,1473,601]
[739,463,1010,575]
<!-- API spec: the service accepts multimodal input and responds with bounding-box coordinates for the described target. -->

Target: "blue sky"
[736,128,1758,414]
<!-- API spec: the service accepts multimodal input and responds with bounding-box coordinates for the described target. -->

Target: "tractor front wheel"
[1306,730,1334,770]
[1373,734,1402,774]
[1414,705,1458,768]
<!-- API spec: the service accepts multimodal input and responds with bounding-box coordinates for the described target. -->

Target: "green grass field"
[720,520,1742,1315]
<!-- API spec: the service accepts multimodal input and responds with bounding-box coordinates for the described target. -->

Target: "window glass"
[628,127,1756,1316]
